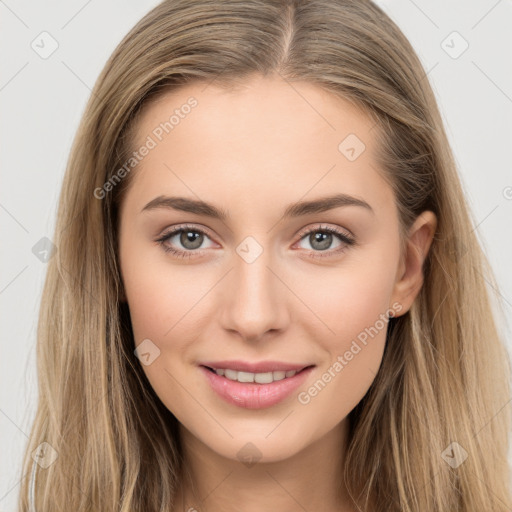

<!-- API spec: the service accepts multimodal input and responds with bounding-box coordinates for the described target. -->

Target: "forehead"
[133,74,375,149]
[125,75,393,219]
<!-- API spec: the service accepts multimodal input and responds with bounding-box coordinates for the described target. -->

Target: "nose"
[219,245,290,343]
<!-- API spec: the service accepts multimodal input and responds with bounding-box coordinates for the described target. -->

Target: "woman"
[18,0,512,510]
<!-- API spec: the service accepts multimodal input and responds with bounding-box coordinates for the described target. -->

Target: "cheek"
[332,269,394,339]
[120,249,206,416]
[120,236,211,345]
[298,245,399,410]
[120,243,218,407]
[316,244,398,342]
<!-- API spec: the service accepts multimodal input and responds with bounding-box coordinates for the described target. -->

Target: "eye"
[155,224,215,259]
[294,224,356,259]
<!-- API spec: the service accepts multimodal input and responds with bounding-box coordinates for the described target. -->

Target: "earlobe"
[391,211,437,316]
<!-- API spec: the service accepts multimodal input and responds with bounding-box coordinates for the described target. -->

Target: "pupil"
[181,230,202,249]
[312,232,331,250]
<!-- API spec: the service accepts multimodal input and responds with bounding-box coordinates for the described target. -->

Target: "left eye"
[155,224,355,259]
[296,227,351,251]
[294,225,356,258]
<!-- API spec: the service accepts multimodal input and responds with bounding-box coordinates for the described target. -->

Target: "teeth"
[271,370,286,381]
[214,368,298,383]
[224,369,238,380]
[237,371,254,383]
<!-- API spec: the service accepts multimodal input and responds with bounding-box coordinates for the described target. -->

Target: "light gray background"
[1,1,512,510]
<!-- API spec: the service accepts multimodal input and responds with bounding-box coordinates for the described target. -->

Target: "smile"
[205,367,301,384]
[199,364,315,409]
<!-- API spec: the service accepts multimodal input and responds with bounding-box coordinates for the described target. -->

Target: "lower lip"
[199,365,314,409]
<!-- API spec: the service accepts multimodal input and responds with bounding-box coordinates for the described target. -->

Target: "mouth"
[199,363,316,409]
[201,364,314,384]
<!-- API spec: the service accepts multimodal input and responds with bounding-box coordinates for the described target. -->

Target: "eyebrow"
[140,193,374,220]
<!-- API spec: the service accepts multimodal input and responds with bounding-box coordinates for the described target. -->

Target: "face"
[117,74,434,464]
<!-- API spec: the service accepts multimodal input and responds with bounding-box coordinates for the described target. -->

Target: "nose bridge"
[219,236,288,341]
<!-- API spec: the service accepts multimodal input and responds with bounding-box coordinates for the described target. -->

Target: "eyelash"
[155,223,356,260]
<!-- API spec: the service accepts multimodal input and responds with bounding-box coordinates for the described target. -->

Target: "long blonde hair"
[18,0,512,510]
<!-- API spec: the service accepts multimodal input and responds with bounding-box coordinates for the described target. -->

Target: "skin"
[117,74,437,512]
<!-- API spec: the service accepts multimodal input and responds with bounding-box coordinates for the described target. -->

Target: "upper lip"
[200,360,314,373]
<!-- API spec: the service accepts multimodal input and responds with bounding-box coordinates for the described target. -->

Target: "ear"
[390,210,437,317]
